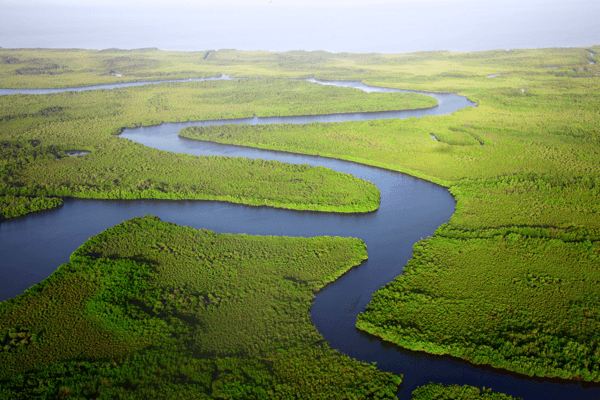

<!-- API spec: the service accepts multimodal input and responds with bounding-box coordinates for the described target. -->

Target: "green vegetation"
[0,194,62,221]
[0,139,66,220]
[173,47,600,381]
[0,47,597,89]
[0,78,433,218]
[0,137,380,214]
[412,383,521,400]
[177,80,600,186]
[3,45,600,391]
[356,235,600,380]
[0,215,402,398]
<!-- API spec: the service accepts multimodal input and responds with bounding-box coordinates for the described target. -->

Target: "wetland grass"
[2,45,600,396]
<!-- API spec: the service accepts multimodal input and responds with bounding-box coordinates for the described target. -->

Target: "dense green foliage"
[0,215,402,398]
[0,194,62,220]
[0,79,413,218]
[176,79,600,186]
[356,235,600,380]
[412,383,521,400]
[3,45,600,391]
[0,139,66,219]
[1,137,379,213]
[0,47,597,89]
[171,47,600,381]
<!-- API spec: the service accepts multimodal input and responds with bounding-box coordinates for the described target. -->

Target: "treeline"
[412,383,521,400]
[0,195,62,221]
[0,216,402,398]
[1,141,380,214]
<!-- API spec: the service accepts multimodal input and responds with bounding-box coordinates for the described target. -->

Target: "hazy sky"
[1,0,598,53]
[6,0,485,5]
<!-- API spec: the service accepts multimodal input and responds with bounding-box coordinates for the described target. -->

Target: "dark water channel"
[1,77,598,399]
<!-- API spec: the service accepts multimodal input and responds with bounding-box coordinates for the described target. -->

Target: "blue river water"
[1,77,598,399]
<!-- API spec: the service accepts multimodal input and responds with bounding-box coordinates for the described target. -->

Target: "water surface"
[0,75,240,95]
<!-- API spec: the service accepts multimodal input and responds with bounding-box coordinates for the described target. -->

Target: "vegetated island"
[0,215,402,398]
[2,45,600,398]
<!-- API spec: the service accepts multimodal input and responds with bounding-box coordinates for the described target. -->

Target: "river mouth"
[1,77,599,399]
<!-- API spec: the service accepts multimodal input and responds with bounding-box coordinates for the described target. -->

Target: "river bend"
[1,76,598,399]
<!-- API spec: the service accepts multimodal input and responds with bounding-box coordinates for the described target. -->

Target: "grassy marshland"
[0,47,597,89]
[0,215,402,399]
[2,45,600,396]
[0,78,439,218]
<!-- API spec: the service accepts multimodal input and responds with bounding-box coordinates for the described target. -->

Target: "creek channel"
[1,76,598,399]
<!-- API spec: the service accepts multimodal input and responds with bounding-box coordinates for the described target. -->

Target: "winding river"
[1,76,599,399]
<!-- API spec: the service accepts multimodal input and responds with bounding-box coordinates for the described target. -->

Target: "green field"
[2,45,600,397]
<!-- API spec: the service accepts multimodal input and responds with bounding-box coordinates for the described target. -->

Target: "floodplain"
[1,46,600,399]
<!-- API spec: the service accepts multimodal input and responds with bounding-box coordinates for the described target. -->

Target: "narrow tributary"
[0,75,242,95]
[1,77,598,399]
